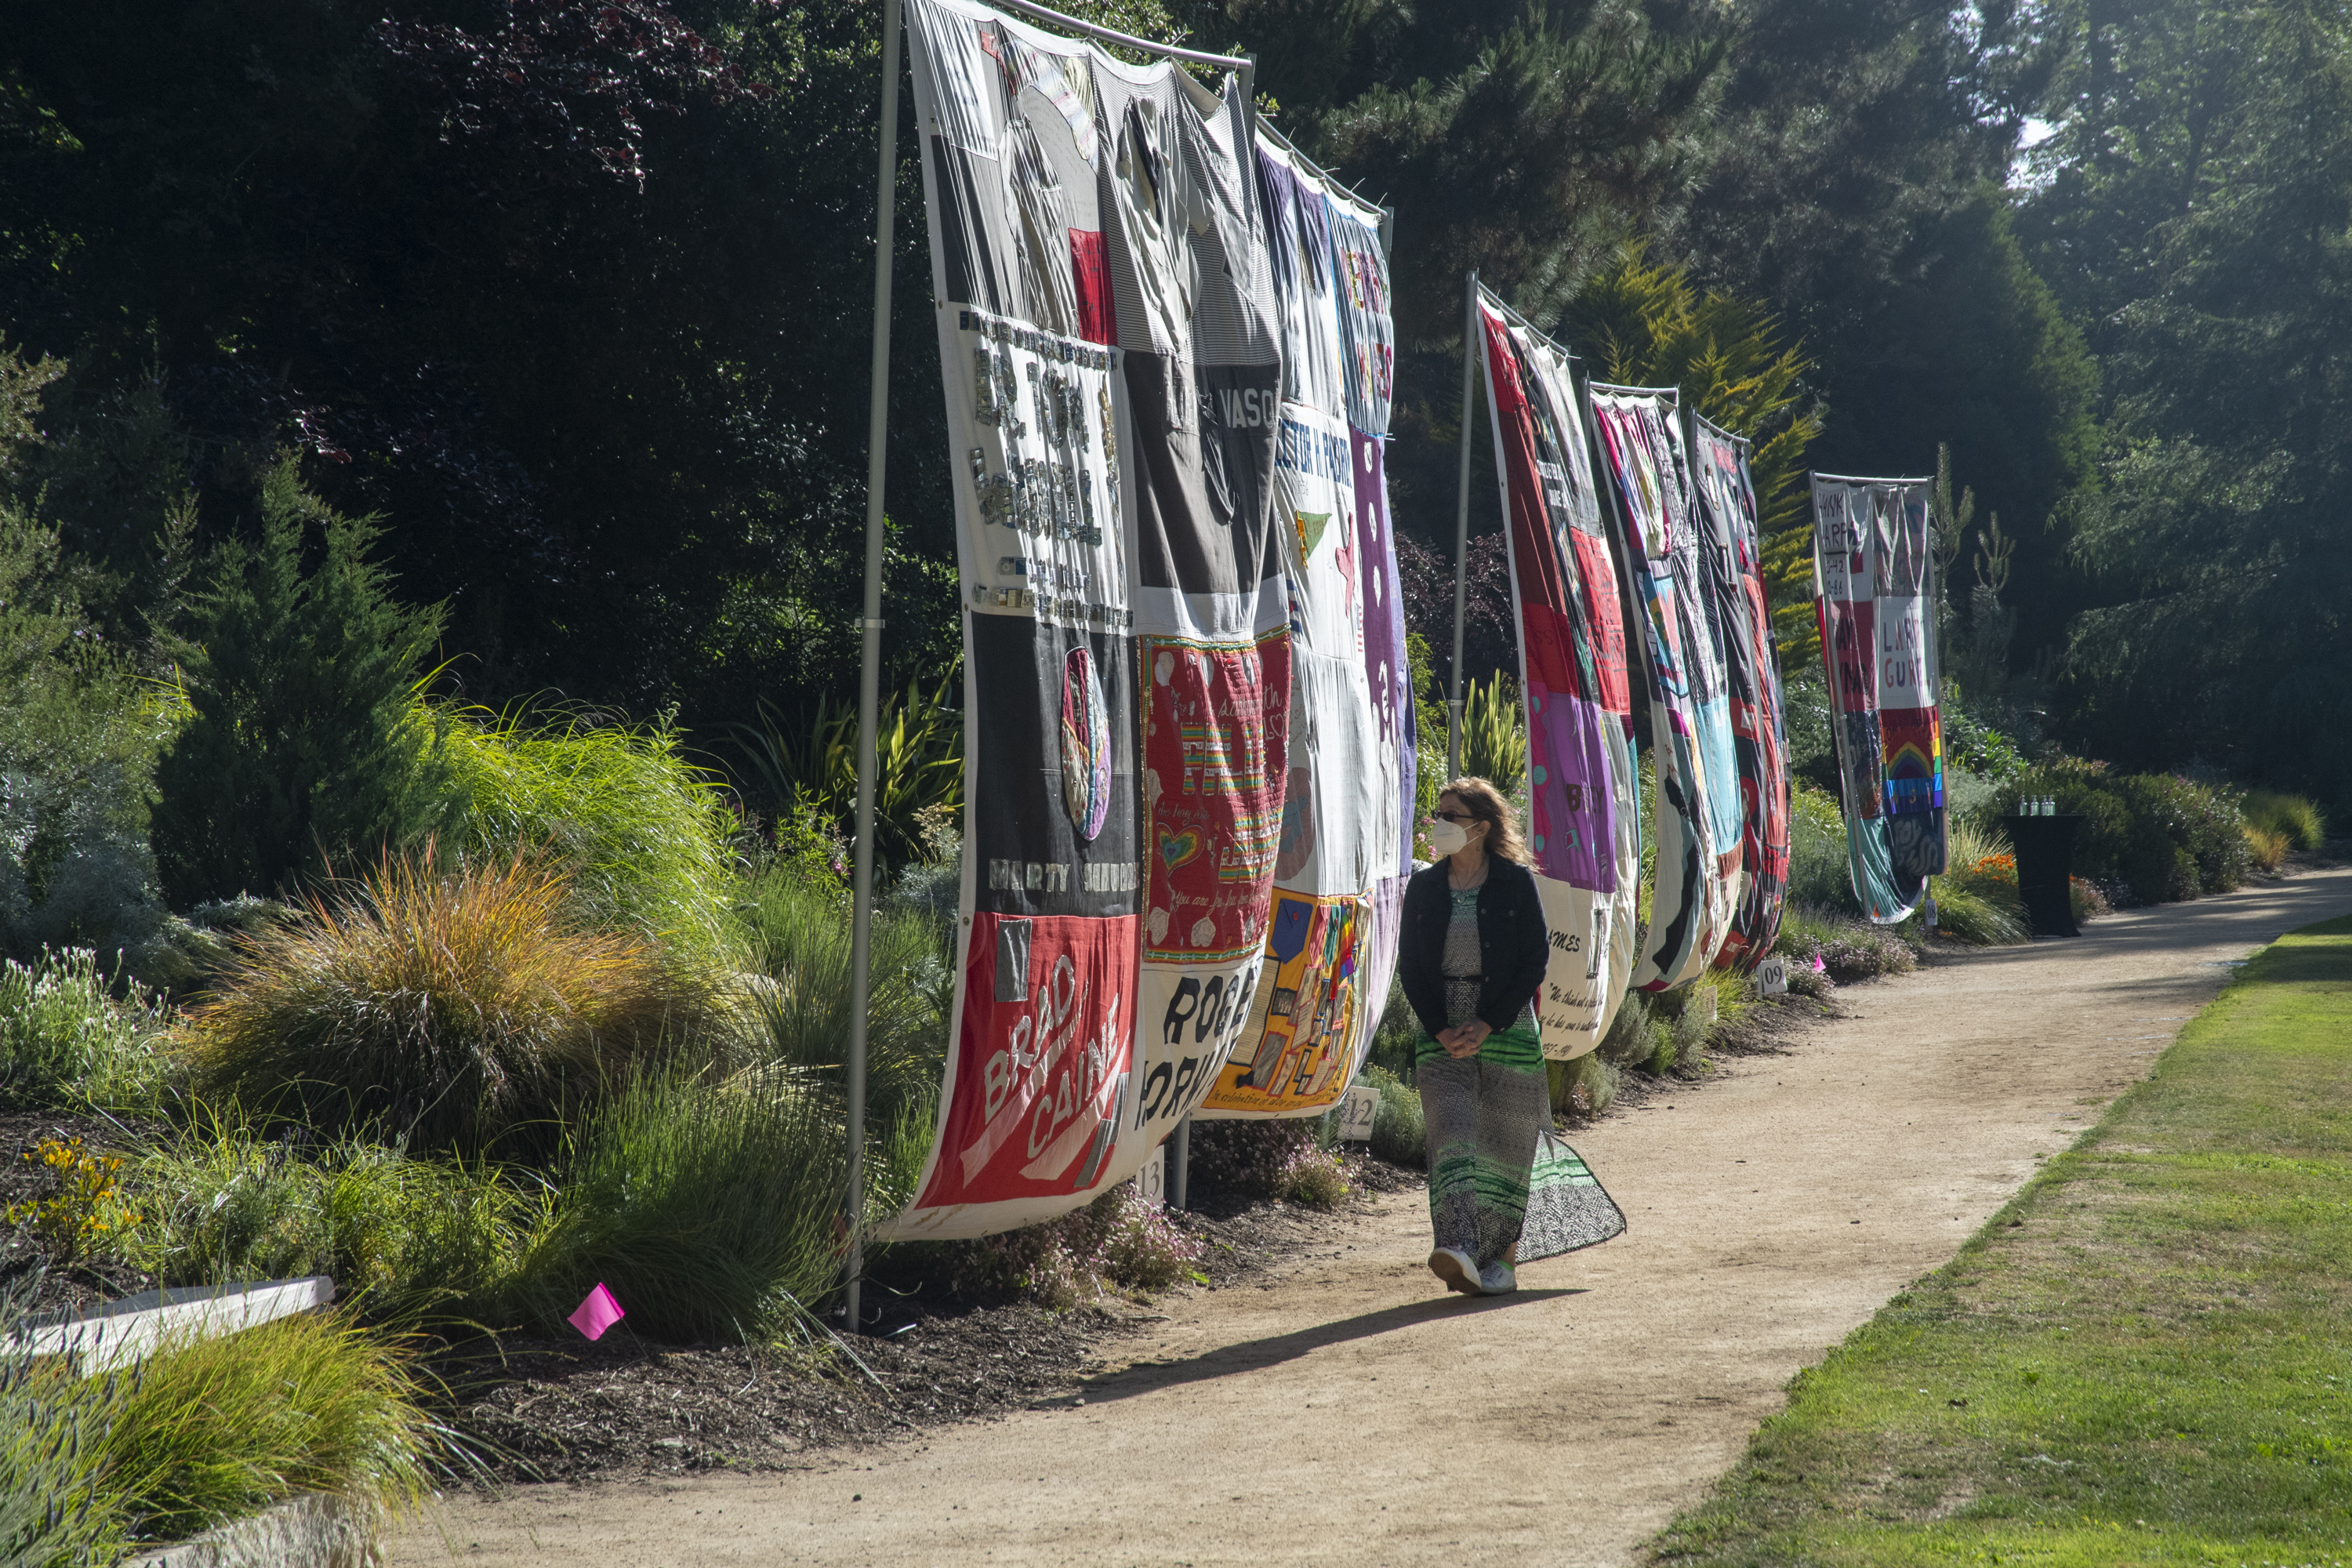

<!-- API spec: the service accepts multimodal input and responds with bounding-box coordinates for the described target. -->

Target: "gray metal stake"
[1171,1116,1192,1210]
[844,0,903,1338]
[1448,270,1479,779]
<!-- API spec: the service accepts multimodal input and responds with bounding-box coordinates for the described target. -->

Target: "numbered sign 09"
[1337,1083,1380,1142]
[1754,956,1789,997]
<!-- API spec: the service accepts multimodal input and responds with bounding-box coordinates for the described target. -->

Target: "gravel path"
[392,866,2352,1567]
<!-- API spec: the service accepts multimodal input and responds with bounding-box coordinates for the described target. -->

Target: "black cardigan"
[1397,855,1551,1040]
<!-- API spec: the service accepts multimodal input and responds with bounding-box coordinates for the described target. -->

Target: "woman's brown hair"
[1439,776,1531,866]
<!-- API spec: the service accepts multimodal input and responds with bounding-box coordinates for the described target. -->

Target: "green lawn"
[1652,915,2352,1568]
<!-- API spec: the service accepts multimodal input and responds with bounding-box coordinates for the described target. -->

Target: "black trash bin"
[2009,815,2079,938]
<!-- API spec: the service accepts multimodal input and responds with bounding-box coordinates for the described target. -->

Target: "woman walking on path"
[1399,778,1552,1297]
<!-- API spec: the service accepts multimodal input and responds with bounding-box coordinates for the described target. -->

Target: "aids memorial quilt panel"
[1094,66,1292,1174]
[1479,301,1639,1058]
[1641,401,1742,973]
[1336,204,1413,1071]
[1327,201,1393,439]
[1590,391,1733,990]
[892,0,1280,1233]
[1348,428,1415,1079]
[1200,156,1402,1118]
[1693,419,1789,972]
[1869,481,1947,885]
[893,0,1149,1238]
[1810,476,1942,924]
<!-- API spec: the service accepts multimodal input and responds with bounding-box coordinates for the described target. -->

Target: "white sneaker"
[1478,1260,1517,1294]
[1428,1247,1480,1295]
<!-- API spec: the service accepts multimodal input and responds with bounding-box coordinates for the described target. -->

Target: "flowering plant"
[5,1137,141,1263]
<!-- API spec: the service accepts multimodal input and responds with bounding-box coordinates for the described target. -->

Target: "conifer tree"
[153,454,459,906]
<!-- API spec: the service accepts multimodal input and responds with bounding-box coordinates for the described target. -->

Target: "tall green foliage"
[1405,630,1450,840]
[1214,0,1729,575]
[1566,249,1823,666]
[0,1272,131,1566]
[18,366,201,657]
[509,1069,844,1343]
[2021,0,2352,808]
[153,455,458,906]
[0,508,175,965]
[727,671,963,872]
[1456,672,1528,797]
[1667,3,2096,663]
[444,704,737,960]
[0,338,178,970]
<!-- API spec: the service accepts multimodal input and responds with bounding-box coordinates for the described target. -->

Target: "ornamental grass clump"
[2243,790,2328,852]
[505,1068,840,1342]
[0,1270,130,1566]
[736,858,949,1132]
[440,705,739,964]
[100,1309,445,1544]
[131,1110,532,1317]
[180,851,727,1160]
[1926,816,2030,946]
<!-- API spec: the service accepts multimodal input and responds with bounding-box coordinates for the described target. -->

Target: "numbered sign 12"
[1338,1083,1380,1142]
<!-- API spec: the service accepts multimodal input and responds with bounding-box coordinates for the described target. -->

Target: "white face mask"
[1427,817,1470,856]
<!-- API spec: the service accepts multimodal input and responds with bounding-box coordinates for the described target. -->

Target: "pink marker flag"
[568,1283,625,1341]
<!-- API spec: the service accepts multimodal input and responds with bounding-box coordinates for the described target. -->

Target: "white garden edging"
[16,1276,335,1374]
[125,1492,369,1568]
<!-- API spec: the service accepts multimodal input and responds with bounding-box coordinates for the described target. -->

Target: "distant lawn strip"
[1652,915,2352,1568]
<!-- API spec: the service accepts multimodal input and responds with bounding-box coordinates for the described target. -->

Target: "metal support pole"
[844,0,902,1338]
[1448,270,1479,780]
[1171,1116,1192,1210]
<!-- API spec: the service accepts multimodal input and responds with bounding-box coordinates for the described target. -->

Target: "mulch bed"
[435,1299,1127,1483]
[433,1164,1422,1486]
[9,991,1850,1492]
[1700,989,1839,1058]
[0,1107,162,1321]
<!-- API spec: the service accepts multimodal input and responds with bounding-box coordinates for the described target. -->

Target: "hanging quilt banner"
[1196,140,1410,1119]
[1588,388,1738,989]
[1690,416,1790,971]
[1475,295,1639,1058]
[1809,474,1946,924]
[888,0,1285,1237]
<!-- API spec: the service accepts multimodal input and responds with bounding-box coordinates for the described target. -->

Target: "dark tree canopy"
[4,0,2344,818]
[1664,0,2098,667]
[2,0,967,730]
[2019,0,2352,804]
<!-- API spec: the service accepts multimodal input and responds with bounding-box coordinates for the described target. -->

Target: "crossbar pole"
[989,0,1250,68]
[1448,270,1478,779]
[1255,114,1387,217]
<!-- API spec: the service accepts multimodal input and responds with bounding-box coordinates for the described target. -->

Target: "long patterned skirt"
[1417,1039,1548,1268]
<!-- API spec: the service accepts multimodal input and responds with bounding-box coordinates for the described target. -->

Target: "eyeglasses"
[1430,810,1477,824]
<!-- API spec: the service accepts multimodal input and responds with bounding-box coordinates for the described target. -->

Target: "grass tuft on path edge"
[1650,915,2352,1568]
